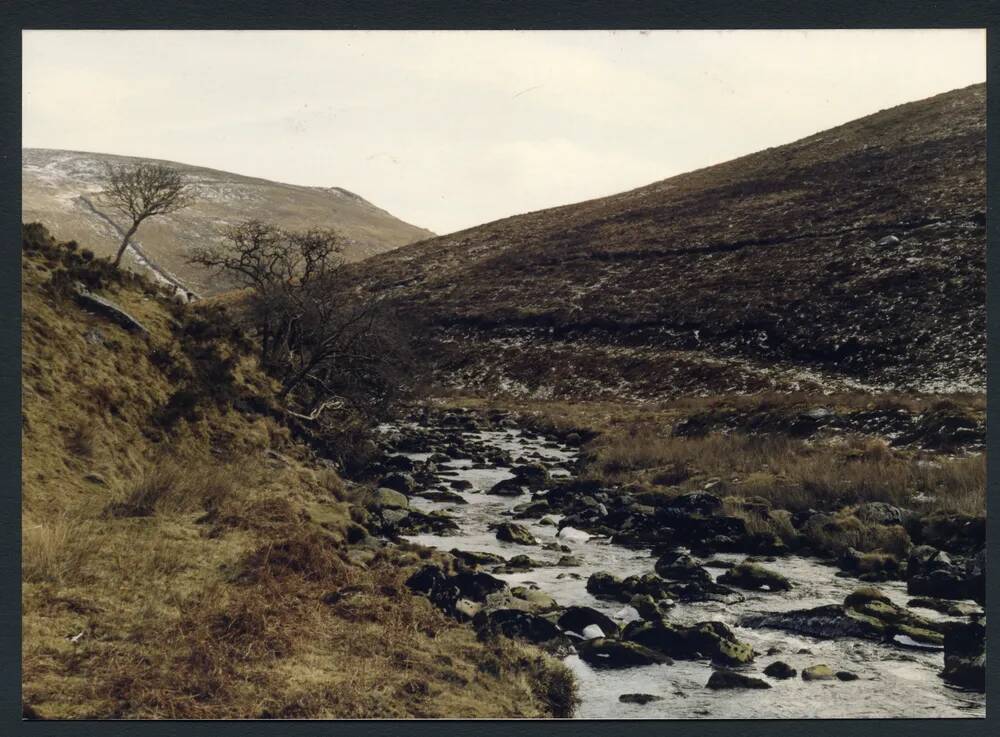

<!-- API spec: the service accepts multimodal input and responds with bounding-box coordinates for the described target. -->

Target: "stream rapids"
[377,418,985,719]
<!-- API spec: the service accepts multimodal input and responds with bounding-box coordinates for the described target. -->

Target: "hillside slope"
[355,84,985,399]
[22,149,434,296]
[20,224,571,719]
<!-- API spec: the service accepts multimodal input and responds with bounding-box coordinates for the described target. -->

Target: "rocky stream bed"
[365,410,985,719]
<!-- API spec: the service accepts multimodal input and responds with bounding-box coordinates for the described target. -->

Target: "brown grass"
[21,236,573,719]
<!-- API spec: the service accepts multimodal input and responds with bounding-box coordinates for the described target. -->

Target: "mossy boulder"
[717,561,792,592]
[623,618,754,665]
[576,638,672,668]
[495,522,538,546]
[802,664,836,681]
[706,669,770,690]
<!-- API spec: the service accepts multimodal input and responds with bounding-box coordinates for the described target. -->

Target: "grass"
[21,227,574,719]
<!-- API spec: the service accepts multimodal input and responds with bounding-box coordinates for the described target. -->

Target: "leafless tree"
[100,162,193,267]
[190,221,415,420]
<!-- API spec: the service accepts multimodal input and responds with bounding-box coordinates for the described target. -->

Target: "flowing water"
[387,423,985,719]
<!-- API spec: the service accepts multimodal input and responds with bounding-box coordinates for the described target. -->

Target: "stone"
[473,608,564,645]
[717,561,792,592]
[558,606,620,637]
[450,549,505,568]
[623,618,754,665]
[654,551,713,583]
[495,522,537,546]
[582,624,606,640]
[368,487,409,510]
[576,638,672,669]
[941,618,985,692]
[835,671,859,681]
[706,669,770,690]
[763,661,796,679]
[877,235,901,247]
[378,472,415,494]
[802,665,836,681]
[618,693,663,704]
[73,287,149,334]
[488,477,526,496]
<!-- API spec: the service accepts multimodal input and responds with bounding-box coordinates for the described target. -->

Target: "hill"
[354,84,985,400]
[20,224,571,719]
[22,149,434,296]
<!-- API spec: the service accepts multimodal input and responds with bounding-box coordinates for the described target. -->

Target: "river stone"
[454,598,482,621]
[582,624,605,640]
[368,487,409,510]
[420,489,467,504]
[618,693,663,704]
[488,477,527,496]
[654,551,713,583]
[450,549,506,568]
[558,606,620,637]
[836,671,859,681]
[558,526,591,542]
[473,608,564,645]
[511,462,550,489]
[706,669,770,690]
[802,664,836,681]
[717,561,792,591]
[451,571,508,601]
[763,661,797,679]
[623,618,754,665]
[576,638,672,669]
[379,472,416,494]
[495,522,537,545]
[942,618,985,692]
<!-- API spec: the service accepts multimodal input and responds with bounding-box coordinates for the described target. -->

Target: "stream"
[382,421,986,719]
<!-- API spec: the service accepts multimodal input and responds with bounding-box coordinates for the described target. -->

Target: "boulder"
[450,549,505,568]
[856,502,906,526]
[420,489,468,504]
[836,671,859,681]
[618,693,663,704]
[495,523,537,546]
[368,487,409,510]
[763,661,796,679]
[488,478,527,496]
[511,463,550,489]
[801,664,836,681]
[654,551,713,584]
[623,618,754,665]
[717,561,792,592]
[379,472,416,494]
[474,608,565,645]
[666,491,722,515]
[941,618,985,692]
[394,509,460,535]
[706,669,770,690]
[576,638,672,668]
[558,606,620,638]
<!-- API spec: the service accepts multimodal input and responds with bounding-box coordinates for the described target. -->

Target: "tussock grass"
[22,515,100,585]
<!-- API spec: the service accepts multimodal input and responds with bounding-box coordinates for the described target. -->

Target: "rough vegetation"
[354,84,985,398]
[20,224,572,719]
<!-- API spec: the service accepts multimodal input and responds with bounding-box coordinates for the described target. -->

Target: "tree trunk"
[112,221,141,267]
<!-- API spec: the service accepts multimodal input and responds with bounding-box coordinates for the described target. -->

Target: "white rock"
[558,526,591,542]
[582,624,605,640]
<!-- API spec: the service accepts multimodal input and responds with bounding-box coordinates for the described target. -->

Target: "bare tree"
[100,162,193,267]
[189,221,415,420]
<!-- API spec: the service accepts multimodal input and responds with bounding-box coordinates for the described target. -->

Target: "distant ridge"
[22,148,434,295]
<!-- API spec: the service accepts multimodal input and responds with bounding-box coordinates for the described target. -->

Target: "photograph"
[19,28,986,719]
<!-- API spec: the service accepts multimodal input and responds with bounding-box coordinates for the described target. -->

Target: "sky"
[23,30,985,235]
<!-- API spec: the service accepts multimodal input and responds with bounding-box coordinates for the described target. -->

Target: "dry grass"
[22,515,101,585]
[21,235,574,719]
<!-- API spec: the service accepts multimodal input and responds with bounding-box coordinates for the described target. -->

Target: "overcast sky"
[23,30,985,235]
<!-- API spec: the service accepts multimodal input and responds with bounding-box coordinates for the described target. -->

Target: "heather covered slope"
[356,84,985,399]
[23,149,434,297]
